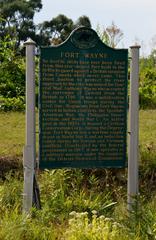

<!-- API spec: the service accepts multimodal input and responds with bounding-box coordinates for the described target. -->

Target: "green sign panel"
[39,27,128,169]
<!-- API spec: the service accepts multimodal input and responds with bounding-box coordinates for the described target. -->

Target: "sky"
[34,0,156,56]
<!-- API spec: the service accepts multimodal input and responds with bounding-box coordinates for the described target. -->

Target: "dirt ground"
[0,156,23,179]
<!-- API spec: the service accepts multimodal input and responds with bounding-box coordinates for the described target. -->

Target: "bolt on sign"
[39,27,128,169]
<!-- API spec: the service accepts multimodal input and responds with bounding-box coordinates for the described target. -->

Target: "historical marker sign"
[39,27,128,169]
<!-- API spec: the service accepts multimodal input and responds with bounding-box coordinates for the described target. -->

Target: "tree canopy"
[38,14,92,46]
[0,0,91,48]
[0,0,42,47]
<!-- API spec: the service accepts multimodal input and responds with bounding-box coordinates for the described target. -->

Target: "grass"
[0,111,39,157]
[0,168,156,239]
[0,110,156,239]
[139,109,156,146]
[0,112,25,157]
[0,110,156,158]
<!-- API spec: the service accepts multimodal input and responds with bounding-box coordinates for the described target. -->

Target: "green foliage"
[36,169,116,223]
[1,0,155,111]
[0,14,92,111]
[0,172,22,211]
[0,110,155,238]
[1,169,156,239]
[140,49,156,70]
[64,211,130,240]
[0,35,25,98]
[137,49,156,109]
[0,96,25,111]
[75,15,92,28]
[1,0,91,47]
[38,14,92,46]
[139,68,156,109]
[0,35,26,111]
[96,22,156,109]
[0,0,42,47]
[0,210,57,240]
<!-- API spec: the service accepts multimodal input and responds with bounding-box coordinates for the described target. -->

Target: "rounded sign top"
[71,27,99,49]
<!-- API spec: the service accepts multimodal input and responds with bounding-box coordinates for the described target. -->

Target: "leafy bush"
[139,67,156,109]
[0,36,26,111]
[0,97,25,111]
[0,36,25,98]
[0,35,40,111]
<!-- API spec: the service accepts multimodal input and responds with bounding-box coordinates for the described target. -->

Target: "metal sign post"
[128,46,140,211]
[23,38,36,213]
